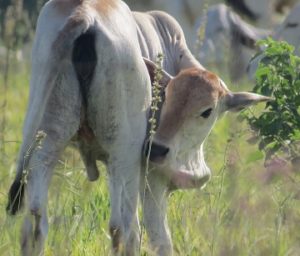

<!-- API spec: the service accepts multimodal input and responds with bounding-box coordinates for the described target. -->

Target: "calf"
[141,59,270,255]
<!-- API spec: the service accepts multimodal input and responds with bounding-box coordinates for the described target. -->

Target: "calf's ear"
[225,92,273,112]
[143,57,173,88]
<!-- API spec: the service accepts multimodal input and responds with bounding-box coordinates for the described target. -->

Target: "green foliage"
[243,38,300,161]
[1,67,300,256]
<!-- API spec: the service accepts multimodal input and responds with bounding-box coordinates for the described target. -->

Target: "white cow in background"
[273,2,300,54]
[226,0,298,27]
[6,0,271,255]
[127,0,297,52]
[150,0,214,51]
[197,4,270,81]
[247,2,300,78]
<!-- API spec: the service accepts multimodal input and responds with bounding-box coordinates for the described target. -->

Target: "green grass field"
[1,62,300,256]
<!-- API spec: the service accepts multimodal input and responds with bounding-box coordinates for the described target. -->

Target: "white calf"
[7,0,151,255]
[141,59,270,255]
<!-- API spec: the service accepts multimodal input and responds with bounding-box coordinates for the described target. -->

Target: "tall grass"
[1,59,300,256]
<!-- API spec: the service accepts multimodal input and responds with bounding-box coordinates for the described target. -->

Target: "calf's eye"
[200,108,213,118]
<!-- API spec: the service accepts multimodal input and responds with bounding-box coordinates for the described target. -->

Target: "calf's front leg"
[141,169,173,256]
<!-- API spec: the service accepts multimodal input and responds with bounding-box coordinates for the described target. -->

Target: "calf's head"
[144,58,271,189]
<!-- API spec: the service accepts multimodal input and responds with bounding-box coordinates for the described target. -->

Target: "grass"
[1,62,300,256]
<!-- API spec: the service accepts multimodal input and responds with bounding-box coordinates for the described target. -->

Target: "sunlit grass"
[1,64,300,256]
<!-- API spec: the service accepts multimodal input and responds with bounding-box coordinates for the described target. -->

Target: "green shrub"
[242,38,300,163]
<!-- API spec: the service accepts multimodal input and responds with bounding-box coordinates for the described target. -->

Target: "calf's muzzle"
[144,140,170,163]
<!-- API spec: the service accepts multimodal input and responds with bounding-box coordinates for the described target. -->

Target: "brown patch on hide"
[52,0,82,16]
[156,68,228,142]
[53,0,118,17]
[93,0,118,16]
[78,124,95,143]
[78,109,95,143]
[110,225,123,253]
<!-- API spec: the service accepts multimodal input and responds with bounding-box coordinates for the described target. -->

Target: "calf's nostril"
[144,140,169,162]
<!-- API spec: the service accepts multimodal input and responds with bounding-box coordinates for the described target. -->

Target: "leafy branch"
[242,38,300,163]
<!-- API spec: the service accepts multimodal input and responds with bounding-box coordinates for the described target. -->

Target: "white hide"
[197,4,270,81]
[273,2,300,54]
[243,0,275,27]
[248,2,300,79]
[151,0,203,50]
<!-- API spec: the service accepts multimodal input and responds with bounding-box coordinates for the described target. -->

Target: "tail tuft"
[6,179,25,215]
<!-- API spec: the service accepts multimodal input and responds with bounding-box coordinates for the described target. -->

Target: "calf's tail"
[6,9,95,215]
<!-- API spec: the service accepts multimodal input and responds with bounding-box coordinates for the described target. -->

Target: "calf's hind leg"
[20,69,81,256]
[106,141,143,256]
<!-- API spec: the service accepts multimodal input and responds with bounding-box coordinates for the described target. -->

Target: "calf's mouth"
[143,139,211,190]
[144,140,170,163]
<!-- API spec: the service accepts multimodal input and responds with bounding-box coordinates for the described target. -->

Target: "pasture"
[1,0,300,254]
[0,60,300,255]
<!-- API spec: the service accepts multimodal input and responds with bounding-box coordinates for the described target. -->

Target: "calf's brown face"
[144,58,271,188]
[155,68,227,144]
